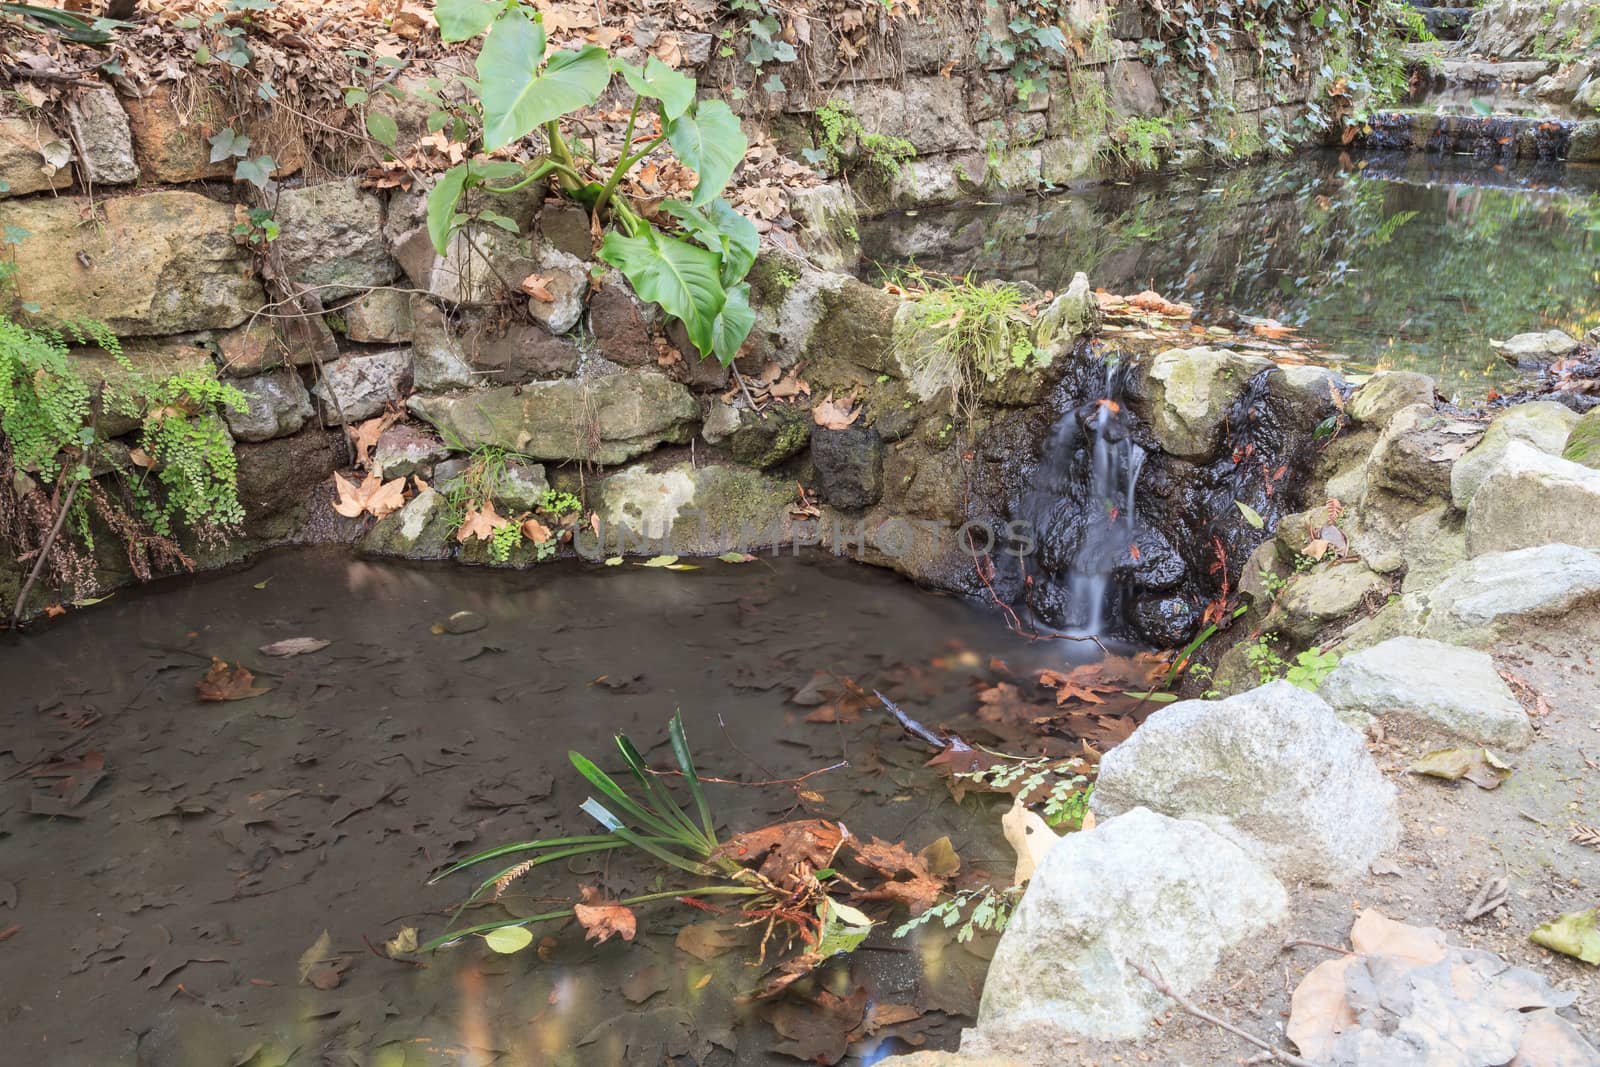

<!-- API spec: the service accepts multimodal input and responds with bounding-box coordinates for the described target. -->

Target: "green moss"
[1563,409,1600,469]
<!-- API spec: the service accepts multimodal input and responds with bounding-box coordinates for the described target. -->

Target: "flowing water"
[0,547,1099,1066]
[861,150,1600,400]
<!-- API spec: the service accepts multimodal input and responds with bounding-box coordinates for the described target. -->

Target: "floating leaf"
[1124,690,1179,702]
[384,927,418,957]
[641,555,680,567]
[259,637,331,658]
[483,925,534,954]
[196,657,269,702]
[1530,907,1600,965]
[717,551,756,563]
[604,556,624,566]
[575,888,637,945]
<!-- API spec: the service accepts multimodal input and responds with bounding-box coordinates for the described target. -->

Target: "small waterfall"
[1019,356,1147,640]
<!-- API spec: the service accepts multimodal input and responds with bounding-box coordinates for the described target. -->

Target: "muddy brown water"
[0,547,1089,1066]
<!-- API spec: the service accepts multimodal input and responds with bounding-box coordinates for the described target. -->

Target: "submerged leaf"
[483,925,534,954]
[196,657,269,702]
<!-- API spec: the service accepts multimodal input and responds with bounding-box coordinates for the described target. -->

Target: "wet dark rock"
[457,317,581,384]
[1117,528,1186,591]
[443,610,486,634]
[235,428,339,541]
[811,424,884,510]
[1131,595,1199,647]
[730,403,812,470]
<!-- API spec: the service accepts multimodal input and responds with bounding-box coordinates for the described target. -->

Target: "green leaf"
[434,0,506,42]
[668,711,716,844]
[365,111,399,148]
[208,127,250,163]
[233,156,276,191]
[476,8,609,151]
[617,55,696,120]
[604,556,624,566]
[1469,97,1493,117]
[427,163,471,255]
[815,897,874,958]
[1235,500,1265,529]
[482,925,534,954]
[599,229,727,359]
[640,554,682,567]
[660,198,757,287]
[709,281,755,366]
[344,87,370,106]
[1124,691,1179,703]
[1529,907,1600,964]
[665,100,746,206]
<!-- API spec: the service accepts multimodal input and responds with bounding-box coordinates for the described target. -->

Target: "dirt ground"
[1050,616,1600,1066]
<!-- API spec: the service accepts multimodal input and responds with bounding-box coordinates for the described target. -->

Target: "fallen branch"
[1130,959,1318,1067]
[1281,938,1352,956]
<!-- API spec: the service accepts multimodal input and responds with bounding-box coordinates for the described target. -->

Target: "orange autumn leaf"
[812,393,862,430]
[520,274,555,302]
[456,500,509,543]
[196,656,270,702]
[574,887,637,945]
[332,470,407,520]
[521,517,553,543]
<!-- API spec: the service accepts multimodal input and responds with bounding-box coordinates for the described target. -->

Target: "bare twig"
[1129,959,1318,1067]
[1281,938,1352,956]
[731,364,764,418]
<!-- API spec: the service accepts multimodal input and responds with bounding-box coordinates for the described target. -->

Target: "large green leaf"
[617,55,696,120]
[434,0,506,42]
[661,198,758,287]
[665,100,746,207]
[427,163,471,255]
[477,8,609,151]
[600,229,728,359]
[709,281,755,366]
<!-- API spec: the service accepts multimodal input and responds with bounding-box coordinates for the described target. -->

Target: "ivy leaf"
[617,55,696,120]
[365,111,400,148]
[434,0,508,42]
[599,228,728,360]
[427,163,471,255]
[233,156,276,191]
[477,8,609,151]
[208,127,250,163]
[660,198,757,288]
[665,99,746,207]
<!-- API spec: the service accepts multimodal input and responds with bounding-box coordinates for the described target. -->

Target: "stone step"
[1427,58,1557,87]
[1413,7,1474,40]
[1352,110,1600,164]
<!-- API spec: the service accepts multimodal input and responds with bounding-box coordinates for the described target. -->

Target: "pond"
[0,547,1117,1066]
[861,150,1600,400]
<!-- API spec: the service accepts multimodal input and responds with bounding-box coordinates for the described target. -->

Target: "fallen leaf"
[675,922,742,961]
[298,930,333,985]
[521,517,552,543]
[258,637,331,658]
[812,393,862,430]
[1409,747,1512,790]
[1286,955,1360,1060]
[332,470,407,519]
[1349,909,1447,965]
[520,274,555,302]
[195,657,269,702]
[574,887,636,945]
[456,500,509,542]
[384,927,418,957]
[1001,797,1059,886]
[483,925,534,954]
[1530,907,1600,965]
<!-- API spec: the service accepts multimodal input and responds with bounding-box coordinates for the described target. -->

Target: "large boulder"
[224,368,313,443]
[273,180,399,301]
[0,192,261,334]
[1365,404,1482,507]
[0,115,73,196]
[234,428,337,541]
[1348,543,1600,649]
[310,348,412,423]
[456,316,579,383]
[1139,347,1274,460]
[408,369,697,465]
[1465,440,1600,555]
[1090,681,1400,885]
[1565,406,1600,468]
[1491,329,1579,366]
[962,808,1286,1052]
[359,487,454,560]
[1319,637,1533,749]
[1451,401,1577,508]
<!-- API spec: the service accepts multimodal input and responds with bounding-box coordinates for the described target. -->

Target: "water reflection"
[861,151,1600,399]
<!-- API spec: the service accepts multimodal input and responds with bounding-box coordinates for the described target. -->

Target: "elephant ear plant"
[429,0,759,366]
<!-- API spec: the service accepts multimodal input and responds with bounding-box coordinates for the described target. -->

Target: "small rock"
[360,487,454,560]
[491,460,550,513]
[700,400,742,445]
[538,201,594,261]
[1366,404,1482,506]
[588,282,659,365]
[1034,271,1100,347]
[371,423,450,479]
[1451,401,1578,508]
[274,180,400,301]
[1319,637,1533,749]
[1091,681,1400,885]
[731,403,812,470]
[962,808,1286,1051]
[1465,440,1600,555]
[811,424,883,510]
[310,348,412,423]
[525,245,588,335]
[341,289,413,344]
[224,368,313,443]
[1347,371,1435,428]
[1273,562,1387,641]
[1491,329,1578,366]
[409,296,476,392]
[66,87,137,185]
[442,610,485,634]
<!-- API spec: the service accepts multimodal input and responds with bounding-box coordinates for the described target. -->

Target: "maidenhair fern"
[133,372,248,536]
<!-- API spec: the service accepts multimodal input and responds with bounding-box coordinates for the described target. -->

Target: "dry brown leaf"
[574,887,637,945]
[1348,908,1447,966]
[196,656,269,702]
[519,274,555,302]
[455,500,509,543]
[332,470,407,519]
[521,517,553,543]
[1286,954,1360,1060]
[348,412,397,470]
[128,446,154,469]
[812,393,861,430]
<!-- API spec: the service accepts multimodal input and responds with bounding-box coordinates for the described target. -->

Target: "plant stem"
[543,120,583,192]
[591,95,643,221]
[12,390,101,627]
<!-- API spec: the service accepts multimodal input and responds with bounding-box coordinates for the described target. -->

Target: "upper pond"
[861,150,1600,399]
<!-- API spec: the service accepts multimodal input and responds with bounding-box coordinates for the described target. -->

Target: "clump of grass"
[891,267,1047,412]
